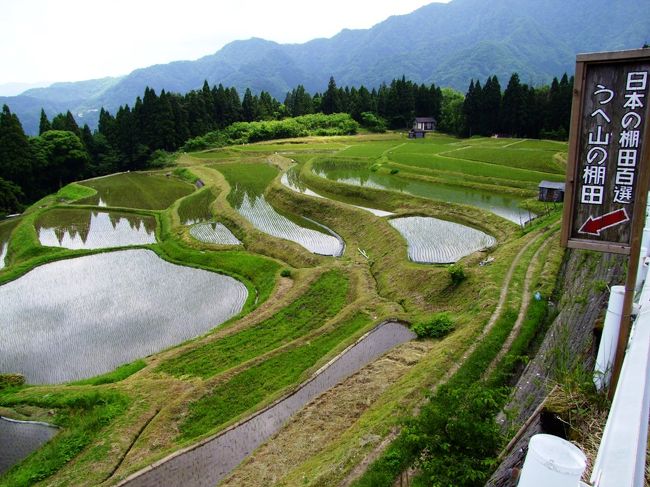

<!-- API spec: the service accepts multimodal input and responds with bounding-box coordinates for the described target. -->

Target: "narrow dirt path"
[483,230,557,379]
[338,231,545,487]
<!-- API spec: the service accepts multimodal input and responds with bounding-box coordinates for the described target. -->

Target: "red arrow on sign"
[578,208,630,236]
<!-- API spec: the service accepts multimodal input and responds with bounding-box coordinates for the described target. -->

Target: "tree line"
[451,72,573,139]
[0,72,572,216]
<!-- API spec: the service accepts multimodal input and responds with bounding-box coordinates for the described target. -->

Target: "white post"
[594,286,626,391]
[641,228,650,256]
[635,250,649,292]
[518,434,586,487]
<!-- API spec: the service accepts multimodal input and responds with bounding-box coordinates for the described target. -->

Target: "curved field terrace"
[313,162,534,224]
[0,249,247,384]
[389,216,497,263]
[36,209,156,249]
[189,222,241,245]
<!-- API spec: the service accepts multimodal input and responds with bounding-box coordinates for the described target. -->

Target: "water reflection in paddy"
[36,209,156,249]
[281,167,394,217]
[0,219,18,270]
[389,216,496,263]
[0,249,248,384]
[313,162,534,224]
[217,163,344,256]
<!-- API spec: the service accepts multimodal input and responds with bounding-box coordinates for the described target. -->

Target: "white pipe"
[635,250,649,292]
[594,286,625,391]
[641,228,650,256]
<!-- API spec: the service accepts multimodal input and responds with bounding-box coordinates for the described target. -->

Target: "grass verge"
[179,313,371,441]
[157,270,350,378]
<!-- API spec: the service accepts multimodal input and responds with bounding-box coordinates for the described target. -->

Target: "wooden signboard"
[561,49,650,253]
[561,49,650,394]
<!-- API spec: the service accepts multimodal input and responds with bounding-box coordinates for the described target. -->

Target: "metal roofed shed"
[538,181,565,202]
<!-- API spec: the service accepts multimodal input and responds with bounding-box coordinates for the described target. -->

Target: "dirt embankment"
[488,249,626,486]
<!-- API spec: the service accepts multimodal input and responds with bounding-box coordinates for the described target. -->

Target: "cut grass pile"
[78,172,193,210]
[178,312,371,441]
[158,270,350,379]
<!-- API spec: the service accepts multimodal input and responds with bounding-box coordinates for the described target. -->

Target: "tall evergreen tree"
[481,76,501,135]
[0,105,33,197]
[463,79,482,137]
[501,73,525,136]
[39,109,51,135]
[242,88,258,122]
[322,77,341,115]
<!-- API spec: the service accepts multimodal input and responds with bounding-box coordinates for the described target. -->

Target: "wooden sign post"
[561,48,650,394]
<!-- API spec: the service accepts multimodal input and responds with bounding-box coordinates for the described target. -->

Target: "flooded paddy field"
[389,216,496,263]
[0,249,247,384]
[216,163,344,256]
[36,209,156,249]
[313,161,534,224]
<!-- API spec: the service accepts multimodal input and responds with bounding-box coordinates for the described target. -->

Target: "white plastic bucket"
[518,434,586,487]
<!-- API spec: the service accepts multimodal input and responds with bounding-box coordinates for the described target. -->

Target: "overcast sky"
[0,0,450,94]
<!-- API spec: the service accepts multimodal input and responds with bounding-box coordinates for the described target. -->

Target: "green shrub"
[0,374,25,390]
[360,112,387,133]
[182,114,359,151]
[390,168,399,175]
[448,263,466,285]
[148,150,176,168]
[412,313,455,339]
[280,268,292,278]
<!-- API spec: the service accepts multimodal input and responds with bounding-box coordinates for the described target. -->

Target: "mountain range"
[3,0,649,134]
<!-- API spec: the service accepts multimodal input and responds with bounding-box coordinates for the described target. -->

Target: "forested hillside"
[2,0,647,134]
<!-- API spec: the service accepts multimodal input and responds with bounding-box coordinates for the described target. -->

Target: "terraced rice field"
[78,172,193,210]
[0,132,568,487]
[177,188,216,225]
[281,168,393,217]
[0,249,247,384]
[36,209,156,249]
[189,222,241,245]
[389,216,497,263]
[217,163,344,256]
[313,161,533,224]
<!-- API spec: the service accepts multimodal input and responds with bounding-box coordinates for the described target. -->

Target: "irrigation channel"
[312,162,535,224]
[0,249,247,384]
[0,417,58,475]
[116,321,416,487]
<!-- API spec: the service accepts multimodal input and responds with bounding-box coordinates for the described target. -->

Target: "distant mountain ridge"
[3,0,649,134]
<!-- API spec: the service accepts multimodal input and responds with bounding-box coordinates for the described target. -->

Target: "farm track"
[338,228,549,487]
[115,322,416,487]
[482,229,558,379]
